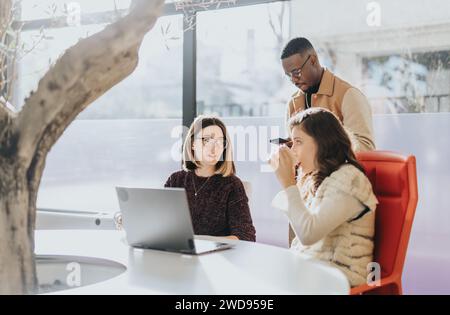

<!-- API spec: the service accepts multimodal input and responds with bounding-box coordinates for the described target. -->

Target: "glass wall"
[16,2,183,119]
[290,0,450,114]
[16,2,184,214]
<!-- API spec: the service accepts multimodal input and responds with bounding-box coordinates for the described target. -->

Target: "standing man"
[281,37,375,152]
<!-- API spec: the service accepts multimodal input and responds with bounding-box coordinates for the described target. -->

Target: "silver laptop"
[115,186,233,255]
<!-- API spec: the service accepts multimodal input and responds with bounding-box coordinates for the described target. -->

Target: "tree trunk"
[0,0,165,294]
[0,171,37,294]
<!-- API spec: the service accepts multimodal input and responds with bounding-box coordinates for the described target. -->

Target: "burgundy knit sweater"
[164,170,256,242]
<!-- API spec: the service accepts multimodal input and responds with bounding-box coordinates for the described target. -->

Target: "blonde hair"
[182,115,235,177]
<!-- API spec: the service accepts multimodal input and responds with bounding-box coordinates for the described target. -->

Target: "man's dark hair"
[280,37,314,59]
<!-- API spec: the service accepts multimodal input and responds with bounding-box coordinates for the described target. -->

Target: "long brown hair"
[182,115,235,177]
[289,108,365,194]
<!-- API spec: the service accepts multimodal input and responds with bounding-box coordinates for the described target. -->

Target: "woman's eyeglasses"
[196,137,228,149]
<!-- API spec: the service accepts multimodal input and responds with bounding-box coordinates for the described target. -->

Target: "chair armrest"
[350,276,398,295]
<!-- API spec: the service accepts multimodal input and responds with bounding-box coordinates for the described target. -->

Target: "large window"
[362,51,450,113]
[197,1,292,118]
[290,0,450,115]
[15,0,292,121]
[15,1,185,216]
[16,1,183,119]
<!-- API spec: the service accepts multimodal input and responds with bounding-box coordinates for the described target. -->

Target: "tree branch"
[15,0,165,166]
[0,0,14,141]
[0,0,13,35]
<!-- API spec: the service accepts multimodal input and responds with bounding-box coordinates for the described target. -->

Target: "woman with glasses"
[164,115,256,242]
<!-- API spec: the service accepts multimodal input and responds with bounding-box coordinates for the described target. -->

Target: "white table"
[35,230,350,295]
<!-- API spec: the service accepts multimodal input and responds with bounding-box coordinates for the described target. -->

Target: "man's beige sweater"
[272,164,378,287]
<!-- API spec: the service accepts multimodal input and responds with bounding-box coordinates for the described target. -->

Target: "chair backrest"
[356,151,418,278]
[242,181,252,200]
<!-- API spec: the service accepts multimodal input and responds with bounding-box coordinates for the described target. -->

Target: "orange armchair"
[351,151,418,295]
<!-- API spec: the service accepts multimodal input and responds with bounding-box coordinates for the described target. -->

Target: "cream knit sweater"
[272,164,378,287]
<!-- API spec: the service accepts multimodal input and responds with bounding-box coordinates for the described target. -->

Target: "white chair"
[242,181,252,201]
